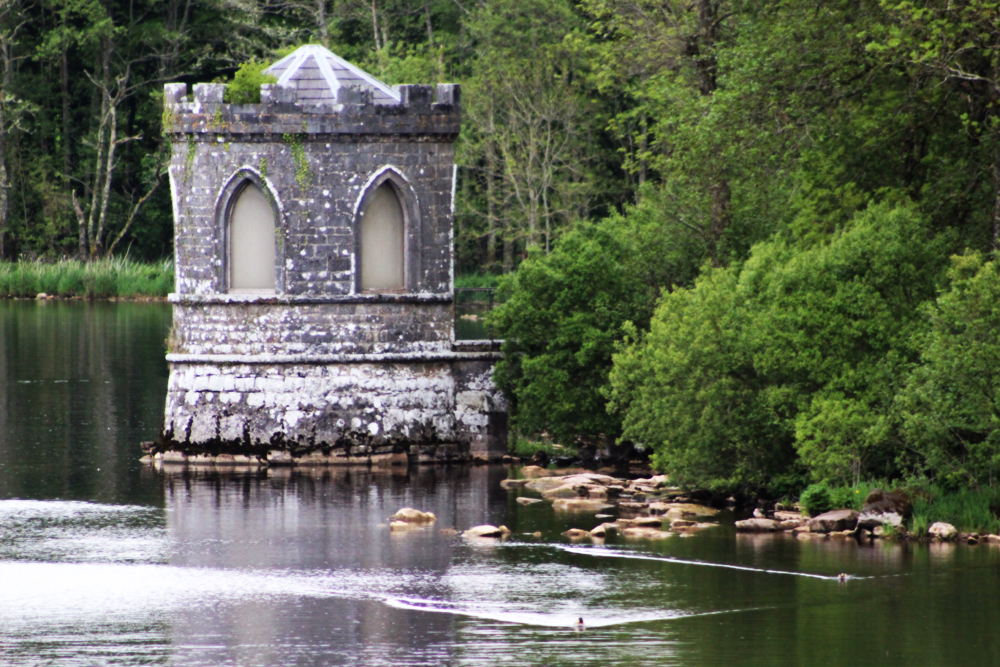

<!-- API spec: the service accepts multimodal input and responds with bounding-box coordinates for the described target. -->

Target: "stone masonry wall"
[165,83,458,298]
[170,299,452,356]
[160,358,506,464]
[158,81,509,464]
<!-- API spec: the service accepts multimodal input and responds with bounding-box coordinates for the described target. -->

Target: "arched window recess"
[217,170,282,294]
[354,170,419,294]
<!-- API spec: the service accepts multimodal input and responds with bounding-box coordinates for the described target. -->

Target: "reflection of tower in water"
[160,466,508,662]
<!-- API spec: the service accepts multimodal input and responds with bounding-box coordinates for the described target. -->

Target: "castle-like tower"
[154,46,506,466]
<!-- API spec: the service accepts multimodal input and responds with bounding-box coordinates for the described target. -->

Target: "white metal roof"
[265,44,401,105]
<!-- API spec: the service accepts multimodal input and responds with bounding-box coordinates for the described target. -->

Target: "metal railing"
[455,288,496,341]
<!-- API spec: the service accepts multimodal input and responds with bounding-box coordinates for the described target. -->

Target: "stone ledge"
[169,292,453,305]
[166,351,504,364]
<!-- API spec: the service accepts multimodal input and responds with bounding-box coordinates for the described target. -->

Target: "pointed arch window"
[360,182,405,291]
[228,183,276,292]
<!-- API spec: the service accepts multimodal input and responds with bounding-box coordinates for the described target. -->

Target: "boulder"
[524,477,572,493]
[551,498,614,513]
[617,501,649,515]
[541,484,586,500]
[648,503,720,520]
[621,527,672,539]
[672,522,718,534]
[779,519,804,530]
[516,497,544,506]
[807,509,859,533]
[857,510,904,531]
[671,519,698,528]
[928,522,958,541]
[439,528,459,536]
[774,511,804,522]
[389,508,437,524]
[500,479,529,489]
[561,528,590,539]
[390,521,419,531]
[862,488,912,517]
[735,518,781,533]
[589,523,616,538]
[578,485,610,500]
[618,516,664,528]
[521,465,587,479]
[463,525,511,539]
[983,534,1000,544]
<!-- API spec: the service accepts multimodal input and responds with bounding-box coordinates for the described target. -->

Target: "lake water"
[3,301,1000,666]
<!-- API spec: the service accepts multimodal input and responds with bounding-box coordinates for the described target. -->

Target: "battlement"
[163,82,459,139]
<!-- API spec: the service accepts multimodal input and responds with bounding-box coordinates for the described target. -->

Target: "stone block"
[193,83,225,106]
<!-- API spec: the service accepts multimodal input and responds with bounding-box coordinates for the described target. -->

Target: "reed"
[0,258,173,299]
[908,485,1000,536]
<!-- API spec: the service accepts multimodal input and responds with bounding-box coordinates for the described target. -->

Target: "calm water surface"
[3,301,1000,666]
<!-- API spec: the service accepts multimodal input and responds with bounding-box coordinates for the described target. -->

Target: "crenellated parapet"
[161,81,461,140]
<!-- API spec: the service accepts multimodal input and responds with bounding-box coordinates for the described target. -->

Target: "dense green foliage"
[491,196,700,445]
[225,60,278,104]
[7,0,1000,497]
[901,255,1000,488]
[0,258,173,297]
[488,0,1000,500]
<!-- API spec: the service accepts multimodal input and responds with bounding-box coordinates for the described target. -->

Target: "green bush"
[491,197,702,447]
[800,484,834,516]
[608,201,948,493]
[900,254,1000,487]
[225,59,277,104]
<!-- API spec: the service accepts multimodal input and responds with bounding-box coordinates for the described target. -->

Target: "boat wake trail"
[559,545,869,581]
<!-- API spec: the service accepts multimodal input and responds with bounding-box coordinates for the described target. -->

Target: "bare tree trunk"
[485,153,497,269]
[93,103,118,255]
[423,0,434,46]
[0,40,8,258]
[503,236,514,273]
[317,0,328,47]
[73,190,87,255]
[371,0,381,50]
[991,155,1000,252]
[60,46,71,178]
[86,40,112,258]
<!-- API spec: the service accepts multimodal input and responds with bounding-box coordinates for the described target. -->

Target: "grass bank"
[0,258,173,299]
[455,273,501,289]
[798,480,1000,535]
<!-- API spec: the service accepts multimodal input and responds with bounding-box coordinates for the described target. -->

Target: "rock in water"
[621,527,672,540]
[516,497,544,505]
[928,522,958,541]
[389,508,437,524]
[550,498,614,513]
[463,525,511,539]
[735,518,781,533]
[561,528,590,539]
[807,509,860,533]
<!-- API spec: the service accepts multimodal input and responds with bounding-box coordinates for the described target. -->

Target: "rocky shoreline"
[500,465,723,540]
[502,468,999,545]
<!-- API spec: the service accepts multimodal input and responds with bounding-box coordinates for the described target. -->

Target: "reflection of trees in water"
[0,301,170,505]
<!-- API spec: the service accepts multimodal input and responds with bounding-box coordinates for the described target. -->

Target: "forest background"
[3,0,1000,502]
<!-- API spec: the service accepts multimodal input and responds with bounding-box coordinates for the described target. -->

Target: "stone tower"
[155,45,506,466]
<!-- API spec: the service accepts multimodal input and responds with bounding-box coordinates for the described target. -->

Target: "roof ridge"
[264,45,401,105]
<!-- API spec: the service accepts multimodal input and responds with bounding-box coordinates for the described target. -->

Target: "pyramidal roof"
[264,45,402,106]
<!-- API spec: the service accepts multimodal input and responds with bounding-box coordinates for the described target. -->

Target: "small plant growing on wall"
[225,59,277,104]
